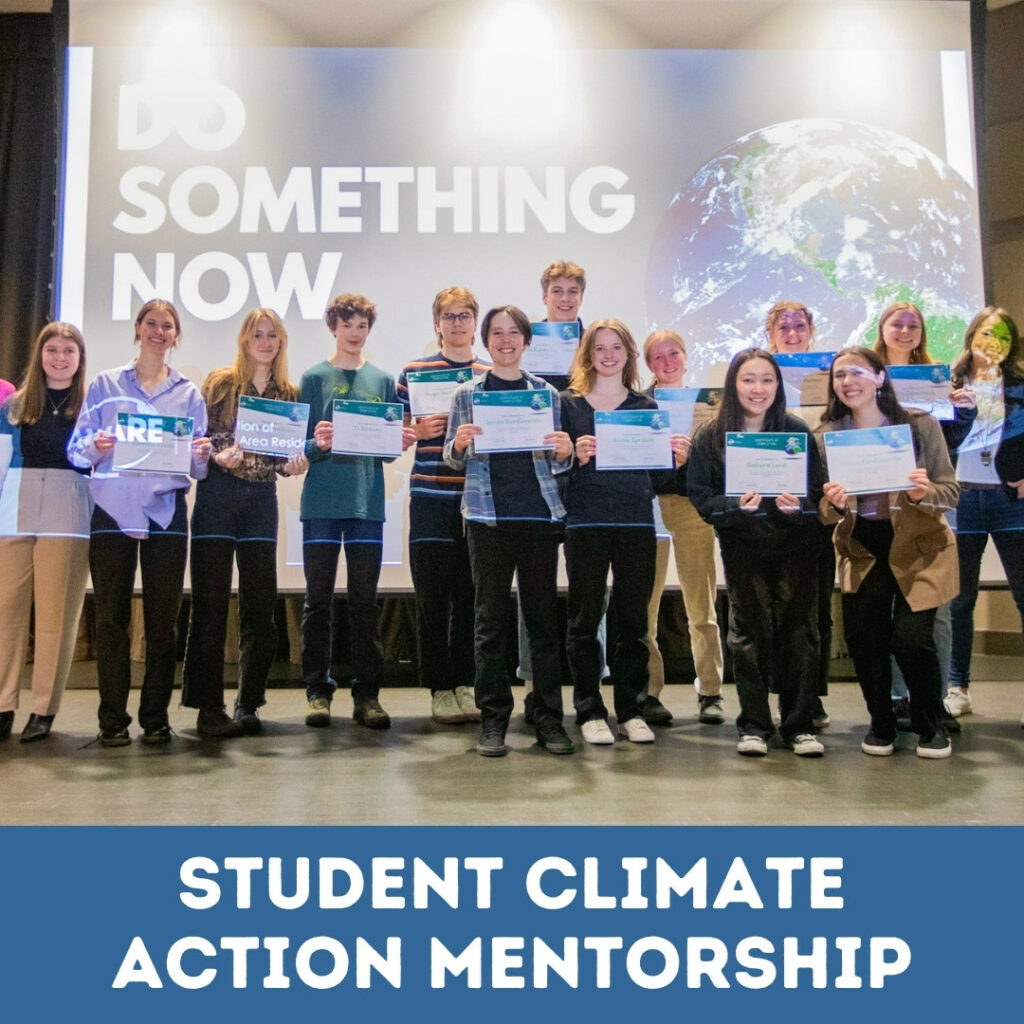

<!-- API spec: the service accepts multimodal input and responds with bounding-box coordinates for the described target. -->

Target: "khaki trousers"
[0,535,90,716]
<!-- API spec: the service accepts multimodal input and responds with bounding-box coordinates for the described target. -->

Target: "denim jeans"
[90,492,188,733]
[466,521,563,732]
[950,486,1024,688]
[302,517,384,701]
[182,470,279,711]
[566,525,655,724]
[408,496,475,693]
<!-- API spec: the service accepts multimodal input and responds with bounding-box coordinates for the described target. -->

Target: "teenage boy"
[299,294,415,731]
[397,287,491,725]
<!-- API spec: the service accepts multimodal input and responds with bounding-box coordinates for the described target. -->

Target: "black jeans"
[90,492,188,732]
[302,517,384,702]
[721,542,820,743]
[842,517,942,741]
[466,521,563,732]
[566,525,655,724]
[182,470,279,711]
[408,496,475,693]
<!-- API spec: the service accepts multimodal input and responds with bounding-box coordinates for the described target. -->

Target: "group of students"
[0,262,1022,763]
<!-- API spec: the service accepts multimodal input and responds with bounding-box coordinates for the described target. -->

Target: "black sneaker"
[640,695,673,726]
[476,728,507,757]
[536,719,575,755]
[141,725,172,745]
[916,730,952,759]
[353,697,391,730]
[233,705,263,735]
[860,730,894,756]
[893,697,913,732]
[0,710,15,741]
[522,688,535,725]
[98,727,131,748]
[197,707,244,739]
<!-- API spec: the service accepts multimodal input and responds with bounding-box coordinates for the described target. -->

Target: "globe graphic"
[645,118,985,382]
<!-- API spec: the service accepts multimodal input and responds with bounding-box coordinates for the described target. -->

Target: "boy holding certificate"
[397,287,490,726]
[443,305,575,758]
[298,294,414,733]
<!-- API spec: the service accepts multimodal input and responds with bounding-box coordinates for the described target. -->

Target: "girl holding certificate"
[764,301,833,731]
[561,319,673,745]
[444,305,575,758]
[0,323,91,743]
[688,348,826,757]
[68,300,211,746]
[946,308,1024,721]
[181,309,307,738]
[642,329,725,729]
[817,346,958,758]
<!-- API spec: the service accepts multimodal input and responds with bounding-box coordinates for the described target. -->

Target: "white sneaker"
[454,685,480,721]
[617,717,655,743]
[737,734,768,757]
[944,687,973,718]
[788,733,825,757]
[581,719,615,745]
[431,689,464,725]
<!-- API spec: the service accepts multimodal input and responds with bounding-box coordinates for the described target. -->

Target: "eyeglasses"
[440,312,474,324]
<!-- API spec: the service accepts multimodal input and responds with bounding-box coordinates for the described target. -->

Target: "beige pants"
[646,494,723,698]
[0,535,90,716]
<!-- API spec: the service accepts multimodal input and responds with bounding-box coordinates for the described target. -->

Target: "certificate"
[521,321,580,376]
[774,352,834,407]
[594,409,673,470]
[112,413,194,474]
[471,390,555,453]
[653,387,724,435]
[331,399,404,458]
[822,424,917,494]
[235,395,310,458]
[725,431,809,496]
[406,368,475,417]
[888,364,954,420]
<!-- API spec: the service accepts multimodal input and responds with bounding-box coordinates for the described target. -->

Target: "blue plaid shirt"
[443,371,570,524]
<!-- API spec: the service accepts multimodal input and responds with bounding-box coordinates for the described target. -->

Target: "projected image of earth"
[645,118,984,381]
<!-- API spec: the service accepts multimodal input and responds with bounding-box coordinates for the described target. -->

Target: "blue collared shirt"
[68,362,208,537]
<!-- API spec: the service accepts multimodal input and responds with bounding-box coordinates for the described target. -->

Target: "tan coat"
[817,413,959,612]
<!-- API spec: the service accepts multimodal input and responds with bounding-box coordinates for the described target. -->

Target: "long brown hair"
[951,306,1024,386]
[569,318,641,394]
[872,301,932,365]
[8,322,87,426]
[202,309,299,409]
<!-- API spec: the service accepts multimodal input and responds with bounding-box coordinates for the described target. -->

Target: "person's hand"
[313,420,333,451]
[282,453,308,476]
[950,386,976,409]
[823,481,847,512]
[774,491,801,515]
[192,437,212,463]
[94,430,115,454]
[415,414,447,441]
[546,431,573,461]
[906,467,930,503]
[1007,478,1024,500]
[670,433,692,467]
[454,422,482,454]
[401,427,418,451]
[215,444,244,469]
[573,434,597,466]
[738,490,761,513]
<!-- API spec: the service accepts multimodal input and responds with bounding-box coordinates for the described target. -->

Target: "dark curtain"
[0,12,58,386]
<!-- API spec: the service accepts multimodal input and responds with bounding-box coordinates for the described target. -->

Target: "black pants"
[182,471,279,711]
[408,496,475,693]
[842,517,942,741]
[301,517,384,702]
[566,525,655,724]
[90,493,188,733]
[466,521,563,731]
[721,542,820,743]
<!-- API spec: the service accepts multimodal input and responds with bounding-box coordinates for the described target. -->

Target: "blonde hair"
[432,286,479,343]
[569,319,640,394]
[764,301,815,352]
[203,308,298,409]
[643,328,687,379]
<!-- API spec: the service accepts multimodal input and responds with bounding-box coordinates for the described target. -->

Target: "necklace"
[47,389,70,417]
